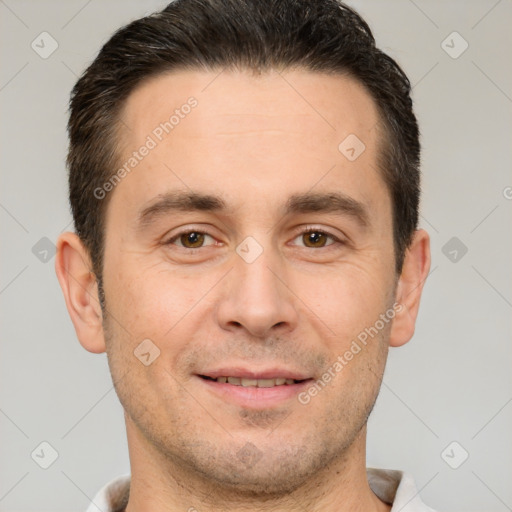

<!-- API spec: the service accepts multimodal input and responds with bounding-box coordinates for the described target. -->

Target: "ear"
[389,229,431,348]
[55,232,106,354]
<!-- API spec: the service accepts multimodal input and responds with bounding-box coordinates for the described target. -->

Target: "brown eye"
[302,231,330,248]
[165,229,217,251]
[179,231,206,248]
[290,227,344,251]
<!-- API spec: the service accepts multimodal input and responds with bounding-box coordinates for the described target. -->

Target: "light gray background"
[1,1,511,511]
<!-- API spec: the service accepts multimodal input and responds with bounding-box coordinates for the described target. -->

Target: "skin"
[55,69,430,512]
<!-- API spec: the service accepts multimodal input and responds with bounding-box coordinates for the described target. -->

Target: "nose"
[215,244,299,339]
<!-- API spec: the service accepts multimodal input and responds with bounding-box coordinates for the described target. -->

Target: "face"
[99,69,398,494]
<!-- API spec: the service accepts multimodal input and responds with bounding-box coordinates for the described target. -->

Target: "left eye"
[165,229,340,250]
[292,230,339,248]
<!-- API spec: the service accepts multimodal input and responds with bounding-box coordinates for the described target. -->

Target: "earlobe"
[55,232,107,354]
[389,229,431,348]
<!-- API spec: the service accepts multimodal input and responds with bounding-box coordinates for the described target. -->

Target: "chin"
[174,437,340,499]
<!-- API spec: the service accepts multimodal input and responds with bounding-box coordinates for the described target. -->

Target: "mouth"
[195,369,313,408]
[199,375,307,387]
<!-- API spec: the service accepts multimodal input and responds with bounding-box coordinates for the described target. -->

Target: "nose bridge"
[216,236,298,337]
[237,245,282,303]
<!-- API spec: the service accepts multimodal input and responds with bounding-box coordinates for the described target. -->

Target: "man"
[55,0,433,510]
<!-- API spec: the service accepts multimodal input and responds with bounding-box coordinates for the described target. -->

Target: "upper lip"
[197,367,312,381]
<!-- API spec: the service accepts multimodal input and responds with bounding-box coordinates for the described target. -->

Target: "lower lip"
[197,376,312,408]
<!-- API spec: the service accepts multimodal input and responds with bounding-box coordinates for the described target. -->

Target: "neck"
[123,419,390,512]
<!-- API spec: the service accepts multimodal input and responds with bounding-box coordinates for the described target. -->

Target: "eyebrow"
[136,190,370,230]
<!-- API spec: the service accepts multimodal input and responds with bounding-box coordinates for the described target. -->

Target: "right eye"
[165,230,218,250]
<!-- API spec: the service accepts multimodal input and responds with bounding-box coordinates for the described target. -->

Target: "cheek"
[301,262,393,346]
[102,265,195,405]
[103,259,226,371]
[103,260,189,344]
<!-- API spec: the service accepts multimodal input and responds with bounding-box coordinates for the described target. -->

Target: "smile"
[200,375,304,387]
[196,370,314,408]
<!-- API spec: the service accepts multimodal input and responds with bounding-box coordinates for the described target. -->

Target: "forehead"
[110,68,386,222]
[120,68,380,146]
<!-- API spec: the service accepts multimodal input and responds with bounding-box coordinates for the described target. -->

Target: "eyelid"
[164,225,219,248]
[289,224,346,247]
[292,224,344,239]
[164,224,346,250]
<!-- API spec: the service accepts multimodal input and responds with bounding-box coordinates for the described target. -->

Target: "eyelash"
[164,226,345,251]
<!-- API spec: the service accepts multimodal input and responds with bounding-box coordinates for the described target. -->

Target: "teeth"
[216,377,298,387]
[241,378,258,387]
[256,379,275,388]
